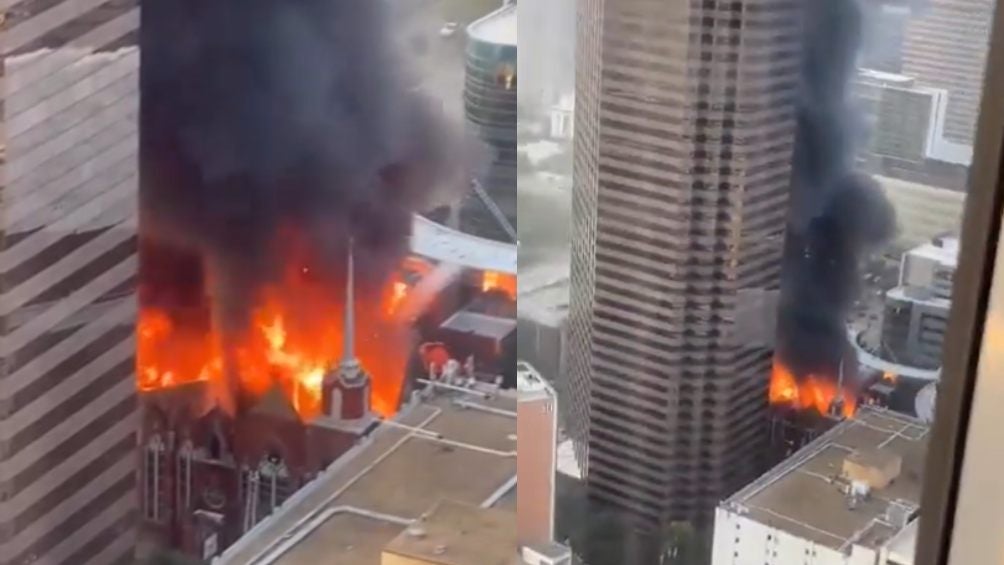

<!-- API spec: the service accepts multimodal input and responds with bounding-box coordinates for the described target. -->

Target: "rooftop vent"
[842,449,902,490]
[886,500,919,528]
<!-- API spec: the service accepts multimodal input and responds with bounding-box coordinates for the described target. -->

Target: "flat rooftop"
[516,361,556,404]
[907,237,960,269]
[411,214,516,275]
[218,390,517,565]
[858,68,916,85]
[383,500,518,565]
[886,285,952,310]
[441,310,517,340]
[467,4,516,46]
[723,407,929,552]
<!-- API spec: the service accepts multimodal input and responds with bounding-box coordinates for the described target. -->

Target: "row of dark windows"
[589,445,668,490]
[598,223,732,254]
[589,472,664,516]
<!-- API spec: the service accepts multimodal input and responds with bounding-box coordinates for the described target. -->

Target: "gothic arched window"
[144,435,166,522]
[176,440,194,512]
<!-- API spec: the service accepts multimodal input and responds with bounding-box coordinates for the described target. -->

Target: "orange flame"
[137,309,222,392]
[387,282,409,315]
[419,342,451,376]
[482,270,516,298]
[882,371,898,385]
[769,359,857,419]
[137,253,414,420]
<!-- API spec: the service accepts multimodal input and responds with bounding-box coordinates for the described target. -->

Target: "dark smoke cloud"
[139,0,469,332]
[776,0,896,379]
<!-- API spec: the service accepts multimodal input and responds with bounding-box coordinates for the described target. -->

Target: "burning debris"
[769,359,857,419]
[481,270,517,299]
[138,0,466,417]
[772,0,895,417]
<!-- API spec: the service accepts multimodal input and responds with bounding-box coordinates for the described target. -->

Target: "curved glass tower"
[461,3,517,242]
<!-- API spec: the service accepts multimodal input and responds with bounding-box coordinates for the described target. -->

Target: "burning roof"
[138,241,414,420]
[138,0,470,420]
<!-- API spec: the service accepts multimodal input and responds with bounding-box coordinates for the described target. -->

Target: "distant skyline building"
[859,1,912,73]
[853,69,972,185]
[565,0,803,525]
[461,4,517,243]
[880,236,957,370]
[901,0,994,147]
[0,3,140,564]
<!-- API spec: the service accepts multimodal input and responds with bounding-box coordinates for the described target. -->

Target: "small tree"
[659,521,711,565]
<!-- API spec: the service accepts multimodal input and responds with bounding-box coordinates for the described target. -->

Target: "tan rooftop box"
[842,448,903,490]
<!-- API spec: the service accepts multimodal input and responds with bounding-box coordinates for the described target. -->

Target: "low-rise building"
[712,407,926,565]
[214,385,518,565]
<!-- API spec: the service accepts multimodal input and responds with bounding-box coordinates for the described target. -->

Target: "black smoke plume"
[776,0,896,380]
[139,0,468,334]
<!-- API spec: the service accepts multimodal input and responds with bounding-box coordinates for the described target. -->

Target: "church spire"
[338,239,362,384]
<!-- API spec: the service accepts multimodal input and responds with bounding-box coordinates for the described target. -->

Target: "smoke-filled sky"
[776,0,896,379]
[140,0,467,333]
[518,0,576,112]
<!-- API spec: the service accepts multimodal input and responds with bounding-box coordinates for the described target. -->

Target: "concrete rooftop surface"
[217,389,518,565]
[723,407,928,551]
[383,500,519,565]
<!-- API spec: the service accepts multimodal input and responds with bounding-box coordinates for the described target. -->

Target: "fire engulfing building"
[461,3,517,242]
[138,251,378,559]
[136,0,466,558]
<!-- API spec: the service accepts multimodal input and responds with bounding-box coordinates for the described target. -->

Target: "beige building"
[516,362,558,547]
[902,0,995,146]
[565,0,803,524]
[215,384,519,565]
[381,500,518,565]
[0,3,139,565]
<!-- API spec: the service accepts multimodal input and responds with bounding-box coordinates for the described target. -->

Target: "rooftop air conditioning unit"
[521,543,573,565]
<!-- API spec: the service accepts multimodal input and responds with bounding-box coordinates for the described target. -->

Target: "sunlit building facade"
[902,0,994,146]
[0,2,140,564]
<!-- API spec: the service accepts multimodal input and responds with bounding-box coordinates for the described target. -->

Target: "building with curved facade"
[460,3,517,243]
[564,0,804,526]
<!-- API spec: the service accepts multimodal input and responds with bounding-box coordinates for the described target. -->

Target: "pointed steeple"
[337,239,364,385]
